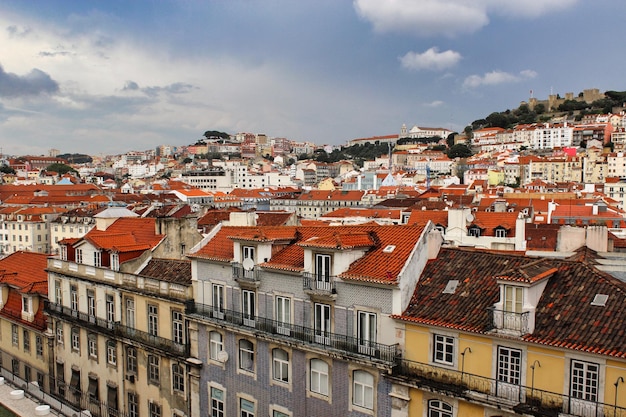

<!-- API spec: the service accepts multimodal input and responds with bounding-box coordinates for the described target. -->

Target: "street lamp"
[461,347,472,384]
[530,360,541,400]
[614,376,624,417]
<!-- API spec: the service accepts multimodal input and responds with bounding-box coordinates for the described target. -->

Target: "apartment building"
[0,251,51,391]
[391,246,626,417]
[294,190,366,219]
[46,214,202,417]
[186,223,442,417]
[0,206,62,255]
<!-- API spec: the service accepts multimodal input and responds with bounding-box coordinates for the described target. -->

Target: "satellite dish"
[242,258,254,271]
[465,213,474,223]
[217,350,229,363]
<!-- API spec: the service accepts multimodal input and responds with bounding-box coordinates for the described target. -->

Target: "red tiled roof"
[0,251,49,294]
[81,218,163,253]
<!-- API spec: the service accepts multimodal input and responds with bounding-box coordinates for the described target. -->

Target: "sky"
[0,0,625,157]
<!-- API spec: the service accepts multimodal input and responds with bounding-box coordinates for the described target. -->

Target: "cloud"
[424,100,444,107]
[122,81,196,97]
[463,69,537,88]
[400,47,461,71]
[0,64,59,97]
[354,0,578,37]
[6,25,31,38]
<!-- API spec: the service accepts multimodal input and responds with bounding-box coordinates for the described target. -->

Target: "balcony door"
[496,346,522,401]
[315,254,331,291]
[314,303,331,345]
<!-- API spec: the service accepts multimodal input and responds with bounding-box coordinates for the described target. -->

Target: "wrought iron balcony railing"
[394,358,626,417]
[488,307,529,335]
[186,301,397,364]
[302,272,337,295]
[46,301,189,357]
[232,263,261,284]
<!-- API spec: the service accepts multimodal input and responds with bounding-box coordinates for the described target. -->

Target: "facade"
[392,246,626,417]
[294,190,366,219]
[46,215,203,417]
[0,251,51,392]
[0,206,61,256]
[186,223,442,417]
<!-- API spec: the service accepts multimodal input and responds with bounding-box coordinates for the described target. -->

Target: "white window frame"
[239,339,255,373]
[54,280,62,304]
[106,294,115,328]
[433,334,455,366]
[110,253,119,271]
[88,334,98,359]
[126,347,137,374]
[428,399,453,417]
[172,363,185,393]
[210,387,225,417]
[56,321,64,344]
[497,346,522,385]
[93,250,101,267]
[148,354,160,383]
[272,348,289,383]
[310,358,329,396]
[126,298,135,328]
[315,253,331,283]
[75,248,83,264]
[357,310,377,354]
[106,340,117,365]
[172,310,184,344]
[70,285,78,312]
[22,295,32,314]
[504,285,523,313]
[242,245,255,262]
[242,290,255,326]
[314,303,331,345]
[11,324,18,346]
[128,392,138,417]
[148,304,158,336]
[209,331,224,361]
[212,284,224,317]
[570,359,599,402]
[240,397,255,417]
[352,370,374,410]
[87,290,96,319]
[71,327,80,351]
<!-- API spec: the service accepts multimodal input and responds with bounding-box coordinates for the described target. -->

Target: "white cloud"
[354,0,578,37]
[425,100,444,107]
[463,69,537,88]
[400,47,461,71]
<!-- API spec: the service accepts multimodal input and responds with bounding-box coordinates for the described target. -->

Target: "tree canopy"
[203,130,230,139]
[46,163,78,175]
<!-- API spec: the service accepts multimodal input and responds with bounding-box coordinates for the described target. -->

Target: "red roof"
[0,251,49,294]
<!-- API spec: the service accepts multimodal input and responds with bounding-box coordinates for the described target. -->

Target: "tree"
[447,144,473,159]
[46,163,77,175]
[446,132,457,148]
[0,165,15,174]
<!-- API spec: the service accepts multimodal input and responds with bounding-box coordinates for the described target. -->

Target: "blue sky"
[0,0,624,156]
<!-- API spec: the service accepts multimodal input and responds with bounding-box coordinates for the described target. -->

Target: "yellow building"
[391,247,626,417]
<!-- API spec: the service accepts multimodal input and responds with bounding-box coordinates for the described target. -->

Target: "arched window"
[428,399,452,417]
[239,339,254,372]
[209,331,223,361]
[272,348,289,383]
[353,370,374,409]
[310,359,329,396]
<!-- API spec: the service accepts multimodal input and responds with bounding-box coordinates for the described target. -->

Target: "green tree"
[46,163,77,175]
[0,165,15,174]
[447,144,473,159]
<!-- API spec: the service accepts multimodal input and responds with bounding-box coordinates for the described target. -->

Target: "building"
[391,245,626,417]
[186,223,442,417]
[46,215,203,417]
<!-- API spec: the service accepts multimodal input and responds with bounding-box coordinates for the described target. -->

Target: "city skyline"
[1,0,625,156]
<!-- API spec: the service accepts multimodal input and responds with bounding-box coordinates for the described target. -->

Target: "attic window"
[591,294,608,307]
[383,245,396,253]
[442,280,459,294]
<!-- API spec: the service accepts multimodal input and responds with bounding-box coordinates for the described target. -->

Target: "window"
[149,401,162,417]
[148,304,158,336]
[172,310,184,344]
[111,253,119,271]
[88,334,98,359]
[148,354,160,383]
[75,248,83,264]
[504,285,523,313]
[107,385,118,414]
[172,363,185,392]
[55,280,62,304]
[239,339,254,372]
[314,303,331,345]
[468,226,481,237]
[497,346,521,385]
[71,328,80,351]
[126,298,135,328]
[210,387,225,417]
[126,347,137,374]
[107,340,117,365]
[11,324,18,346]
[242,245,255,262]
[310,359,329,396]
[273,412,289,417]
[36,335,43,357]
[275,296,291,326]
[106,294,115,327]
[212,284,224,317]
[315,253,331,288]
[433,334,454,365]
[353,370,374,410]
[495,227,507,238]
[87,290,96,322]
[209,332,223,361]
[94,250,101,267]
[571,360,599,402]
[23,330,30,352]
[242,290,255,326]
[358,311,377,354]
[240,398,255,417]
[24,365,31,384]
[272,349,289,383]
[22,295,32,313]
[88,376,99,402]
[428,399,453,417]
[128,392,138,417]
[70,285,78,312]
[56,321,64,344]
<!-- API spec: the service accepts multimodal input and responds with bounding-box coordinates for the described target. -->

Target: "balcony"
[46,302,189,357]
[488,307,529,336]
[302,272,337,299]
[232,263,261,287]
[394,358,626,417]
[186,301,397,364]
[47,259,192,301]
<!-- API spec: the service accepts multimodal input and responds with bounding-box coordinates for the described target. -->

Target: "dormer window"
[111,253,119,271]
[75,248,83,264]
[504,285,523,314]
[22,295,32,314]
[468,226,482,237]
[242,246,256,263]
[495,227,507,238]
[315,253,331,282]
[94,251,101,268]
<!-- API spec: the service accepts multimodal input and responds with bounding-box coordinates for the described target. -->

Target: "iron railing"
[488,307,530,335]
[46,301,189,357]
[232,263,261,283]
[302,272,337,294]
[395,358,626,417]
[186,301,398,363]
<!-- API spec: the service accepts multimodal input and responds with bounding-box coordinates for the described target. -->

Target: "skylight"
[591,294,608,306]
[443,280,459,294]
[383,245,396,253]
